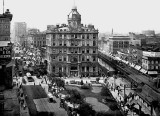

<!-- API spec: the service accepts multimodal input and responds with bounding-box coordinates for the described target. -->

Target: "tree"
[100,86,110,96]
[65,89,84,105]
[77,102,95,116]
[56,78,65,88]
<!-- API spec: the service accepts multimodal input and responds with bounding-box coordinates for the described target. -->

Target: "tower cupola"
[68,6,81,28]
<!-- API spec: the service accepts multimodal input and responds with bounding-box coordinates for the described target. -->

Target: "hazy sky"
[1,0,160,33]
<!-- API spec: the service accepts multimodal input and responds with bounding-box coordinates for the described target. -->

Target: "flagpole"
[3,0,4,13]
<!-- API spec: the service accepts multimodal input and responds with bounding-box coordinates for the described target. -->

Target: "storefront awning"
[140,68,148,74]
[130,63,135,68]
[134,65,141,70]
[115,57,121,61]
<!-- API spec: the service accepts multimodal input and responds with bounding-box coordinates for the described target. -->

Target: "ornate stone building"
[46,6,99,77]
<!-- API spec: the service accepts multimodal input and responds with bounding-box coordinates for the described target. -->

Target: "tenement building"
[46,6,99,77]
[0,9,13,89]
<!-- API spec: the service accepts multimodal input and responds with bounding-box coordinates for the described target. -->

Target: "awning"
[134,65,141,70]
[131,63,135,67]
[140,68,148,74]
[115,57,121,61]
[148,71,158,74]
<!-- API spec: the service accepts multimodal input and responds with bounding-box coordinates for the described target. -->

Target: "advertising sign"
[143,51,160,57]
[0,46,12,59]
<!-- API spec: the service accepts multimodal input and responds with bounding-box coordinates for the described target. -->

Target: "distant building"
[28,31,46,49]
[46,6,99,77]
[142,30,155,36]
[12,22,27,45]
[108,35,130,54]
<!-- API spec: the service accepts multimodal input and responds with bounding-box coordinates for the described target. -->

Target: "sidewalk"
[15,77,30,116]
[19,86,30,116]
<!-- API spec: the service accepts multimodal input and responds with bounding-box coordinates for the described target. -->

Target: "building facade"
[142,51,160,77]
[12,22,27,45]
[46,6,99,77]
[28,31,46,49]
[0,9,13,89]
[108,35,130,54]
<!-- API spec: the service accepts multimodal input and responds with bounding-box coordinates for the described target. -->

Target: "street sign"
[0,46,11,59]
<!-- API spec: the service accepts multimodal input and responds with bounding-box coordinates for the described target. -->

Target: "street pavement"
[107,76,138,116]
[18,74,68,116]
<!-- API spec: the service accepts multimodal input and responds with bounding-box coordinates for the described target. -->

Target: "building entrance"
[70,65,78,77]
[70,71,78,77]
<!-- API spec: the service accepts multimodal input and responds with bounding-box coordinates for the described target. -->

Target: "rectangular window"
[75,49,78,53]
[82,41,85,46]
[93,67,96,72]
[52,66,55,72]
[64,34,66,39]
[82,67,85,72]
[82,35,85,39]
[87,49,89,53]
[53,41,55,46]
[59,49,62,53]
[87,34,89,39]
[59,34,62,38]
[87,67,89,72]
[64,57,66,61]
[59,41,62,46]
[71,34,74,38]
[59,67,62,72]
[156,66,158,69]
[82,49,85,53]
[75,34,77,38]
[93,34,96,39]
[93,41,96,46]
[59,56,62,61]
[52,56,56,60]
[53,49,56,53]
[87,41,89,46]
[93,56,96,61]
[93,49,96,53]
[64,41,66,46]
[87,56,89,61]
[64,49,67,53]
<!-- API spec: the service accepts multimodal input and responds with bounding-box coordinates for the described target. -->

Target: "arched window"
[82,55,85,61]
